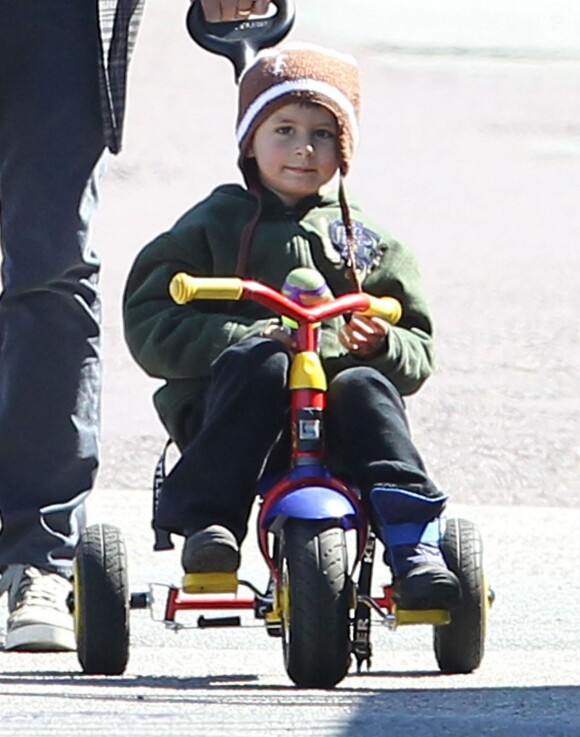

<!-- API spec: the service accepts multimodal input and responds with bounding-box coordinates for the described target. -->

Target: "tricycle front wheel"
[279,519,351,688]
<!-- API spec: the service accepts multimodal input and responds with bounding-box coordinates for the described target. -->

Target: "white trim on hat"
[236,78,359,149]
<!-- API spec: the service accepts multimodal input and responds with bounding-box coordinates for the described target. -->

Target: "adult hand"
[339,314,389,360]
[199,0,271,22]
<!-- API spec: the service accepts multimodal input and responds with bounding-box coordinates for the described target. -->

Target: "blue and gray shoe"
[370,487,461,610]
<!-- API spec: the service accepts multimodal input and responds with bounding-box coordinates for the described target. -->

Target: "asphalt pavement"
[0,494,579,736]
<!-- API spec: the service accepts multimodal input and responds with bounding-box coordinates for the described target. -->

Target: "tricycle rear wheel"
[433,517,487,673]
[74,523,130,675]
[279,519,351,688]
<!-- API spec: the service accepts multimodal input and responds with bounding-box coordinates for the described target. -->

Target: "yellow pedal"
[182,572,239,594]
[394,608,451,626]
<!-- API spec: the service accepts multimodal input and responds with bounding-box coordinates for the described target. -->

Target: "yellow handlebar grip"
[169,273,244,304]
[360,296,402,325]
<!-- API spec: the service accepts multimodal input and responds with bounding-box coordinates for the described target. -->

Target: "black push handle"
[186,0,296,81]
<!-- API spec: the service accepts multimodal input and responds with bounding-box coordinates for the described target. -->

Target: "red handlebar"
[169,273,402,326]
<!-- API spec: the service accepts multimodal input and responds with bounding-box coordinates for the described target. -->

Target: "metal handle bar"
[186,0,296,81]
[169,273,402,325]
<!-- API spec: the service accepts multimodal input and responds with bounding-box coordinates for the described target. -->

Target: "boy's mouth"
[285,166,316,174]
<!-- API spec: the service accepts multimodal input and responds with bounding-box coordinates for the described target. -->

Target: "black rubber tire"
[434,517,487,674]
[74,523,130,675]
[280,519,351,688]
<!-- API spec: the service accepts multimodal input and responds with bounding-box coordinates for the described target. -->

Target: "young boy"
[123,43,460,610]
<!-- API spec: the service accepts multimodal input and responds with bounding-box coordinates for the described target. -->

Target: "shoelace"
[0,565,68,613]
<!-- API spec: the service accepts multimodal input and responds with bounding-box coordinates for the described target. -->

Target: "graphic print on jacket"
[329,219,382,281]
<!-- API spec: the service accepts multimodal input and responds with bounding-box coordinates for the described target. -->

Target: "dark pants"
[157,337,442,543]
[0,1,105,574]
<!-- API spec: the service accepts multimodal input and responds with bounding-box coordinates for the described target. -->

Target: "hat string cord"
[338,177,362,292]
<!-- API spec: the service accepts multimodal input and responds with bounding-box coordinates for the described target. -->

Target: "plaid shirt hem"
[98,0,145,154]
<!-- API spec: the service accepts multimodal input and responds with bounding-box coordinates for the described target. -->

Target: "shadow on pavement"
[338,685,580,737]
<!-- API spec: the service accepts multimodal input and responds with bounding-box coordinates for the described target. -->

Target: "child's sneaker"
[0,565,76,651]
[181,524,240,574]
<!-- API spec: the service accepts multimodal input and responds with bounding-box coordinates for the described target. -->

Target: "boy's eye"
[276,126,293,135]
[315,129,335,140]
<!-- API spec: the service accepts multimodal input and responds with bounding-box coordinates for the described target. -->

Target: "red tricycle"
[72,270,491,687]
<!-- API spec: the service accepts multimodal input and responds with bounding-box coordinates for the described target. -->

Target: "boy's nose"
[297,142,314,155]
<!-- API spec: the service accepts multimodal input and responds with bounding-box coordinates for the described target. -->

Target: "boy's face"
[247,102,340,207]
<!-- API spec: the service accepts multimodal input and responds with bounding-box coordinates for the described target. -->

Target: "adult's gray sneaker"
[0,565,75,652]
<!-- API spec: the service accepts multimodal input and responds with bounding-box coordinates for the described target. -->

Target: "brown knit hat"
[236,42,360,176]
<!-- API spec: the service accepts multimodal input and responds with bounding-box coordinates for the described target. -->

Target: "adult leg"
[326,367,460,609]
[0,0,105,576]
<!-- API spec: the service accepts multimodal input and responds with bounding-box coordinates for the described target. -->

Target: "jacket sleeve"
[323,235,435,396]
[122,227,275,381]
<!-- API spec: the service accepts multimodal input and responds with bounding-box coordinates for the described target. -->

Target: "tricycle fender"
[260,485,360,532]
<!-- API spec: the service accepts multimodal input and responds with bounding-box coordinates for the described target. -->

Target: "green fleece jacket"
[123,184,434,448]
